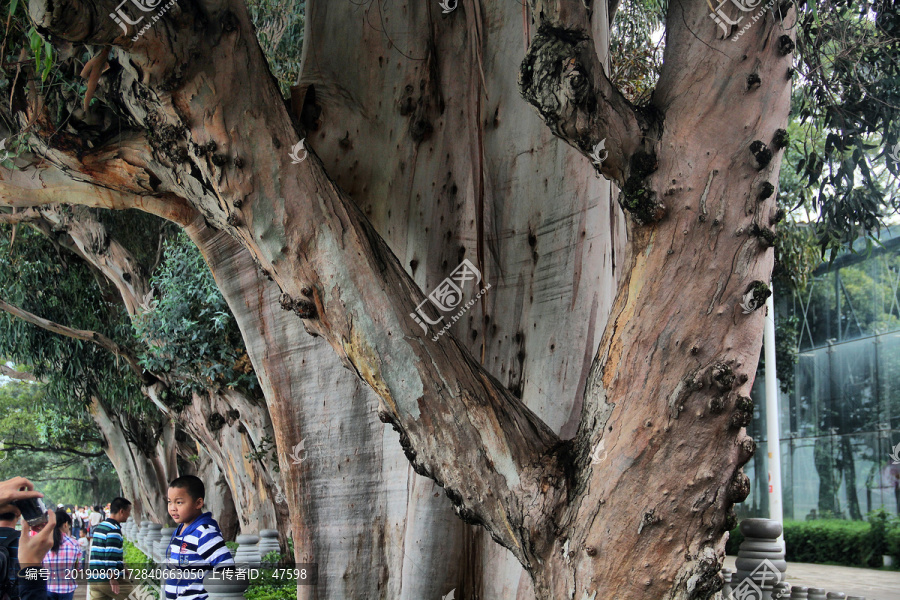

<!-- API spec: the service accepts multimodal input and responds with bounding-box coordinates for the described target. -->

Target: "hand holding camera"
[18,509,56,567]
[0,477,44,507]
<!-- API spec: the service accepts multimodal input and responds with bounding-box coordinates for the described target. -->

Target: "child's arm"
[196,529,234,567]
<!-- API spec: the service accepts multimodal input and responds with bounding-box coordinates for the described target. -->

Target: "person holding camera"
[0,477,56,600]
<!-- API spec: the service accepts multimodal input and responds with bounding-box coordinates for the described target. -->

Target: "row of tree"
[0,0,897,598]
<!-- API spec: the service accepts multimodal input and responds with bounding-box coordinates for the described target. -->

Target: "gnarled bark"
[0,0,798,596]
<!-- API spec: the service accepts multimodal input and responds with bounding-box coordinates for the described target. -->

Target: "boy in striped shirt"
[164,476,234,600]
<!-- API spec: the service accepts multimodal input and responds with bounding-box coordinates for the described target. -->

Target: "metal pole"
[764,292,785,549]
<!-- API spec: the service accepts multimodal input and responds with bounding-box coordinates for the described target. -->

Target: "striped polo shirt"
[87,518,124,579]
[164,513,233,600]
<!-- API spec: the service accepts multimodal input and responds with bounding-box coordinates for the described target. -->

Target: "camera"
[11,496,49,530]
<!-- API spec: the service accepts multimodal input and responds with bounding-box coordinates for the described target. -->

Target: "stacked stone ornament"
[734,519,788,592]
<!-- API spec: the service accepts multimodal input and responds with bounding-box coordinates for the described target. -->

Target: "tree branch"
[520,2,664,222]
[4,442,105,458]
[0,297,145,378]
[0,364,41,382]
[30,476,98,483]
[0,208,43,225]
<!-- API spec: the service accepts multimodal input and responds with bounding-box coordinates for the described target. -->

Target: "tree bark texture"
[0,0,798,596]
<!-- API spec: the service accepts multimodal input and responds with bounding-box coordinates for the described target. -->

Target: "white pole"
[764,292,785,549]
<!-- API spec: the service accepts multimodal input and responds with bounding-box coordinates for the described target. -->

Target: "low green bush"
[726,516,899,568]
[244,584,297,600]
[124,540,152,568]
[887,526,900,566]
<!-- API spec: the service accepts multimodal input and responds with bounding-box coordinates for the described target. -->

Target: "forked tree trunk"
[185,217,466,599]
[296,1,622,594]
[0,0,797,596]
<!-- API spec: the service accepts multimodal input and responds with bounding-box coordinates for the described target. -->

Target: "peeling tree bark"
[0,0,798,596]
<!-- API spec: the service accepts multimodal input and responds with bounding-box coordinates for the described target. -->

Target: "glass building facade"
[738,227,900,521]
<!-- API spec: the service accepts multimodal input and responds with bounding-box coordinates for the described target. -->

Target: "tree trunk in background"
[90,398,169,523]
[188,448,240,541]
[179,387,288,534]
[37,206,287,534]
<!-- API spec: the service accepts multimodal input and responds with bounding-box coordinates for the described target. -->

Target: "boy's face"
[167,487,204,524]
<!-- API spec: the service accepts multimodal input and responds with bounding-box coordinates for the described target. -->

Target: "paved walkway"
[725,556,900,600]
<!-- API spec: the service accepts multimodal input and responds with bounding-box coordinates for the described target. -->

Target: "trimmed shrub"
[726,518,894,568]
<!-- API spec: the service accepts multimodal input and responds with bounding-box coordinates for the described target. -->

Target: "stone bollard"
[790,586,809,599]
[722,567,733,598]
[774,582,791,599]
[846,597,866,600]
[234,534,261,567]
[155,527,176,563]
[808,589,827,600]
[734,519,788,592]
[826,594,846,600]
[257,530,280,560]
[205,572,250,600]
[145,524,162,559]
[136,522,151,553]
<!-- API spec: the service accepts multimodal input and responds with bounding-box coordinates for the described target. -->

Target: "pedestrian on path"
[87,498,131,600]
[77,508,90,536]
[42,509,82,600]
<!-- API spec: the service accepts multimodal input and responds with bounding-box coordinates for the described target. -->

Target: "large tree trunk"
[296,1,622,594]
[1,0,797,596]
[186,218,465,599]
[90,398,170,523]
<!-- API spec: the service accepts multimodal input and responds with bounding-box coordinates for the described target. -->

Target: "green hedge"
[726,516,900,568]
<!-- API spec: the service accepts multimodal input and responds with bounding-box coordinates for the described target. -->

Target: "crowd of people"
[0,476,235,600]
